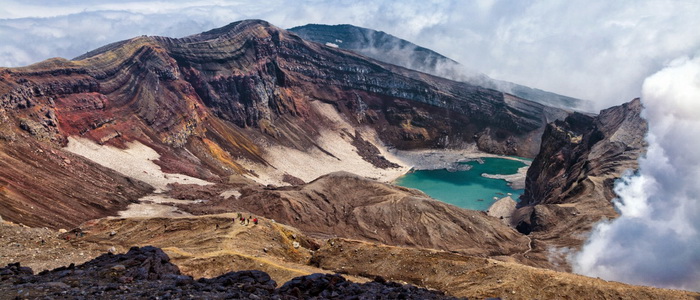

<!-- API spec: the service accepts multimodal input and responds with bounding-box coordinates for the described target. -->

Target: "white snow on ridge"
[64,136,211,192]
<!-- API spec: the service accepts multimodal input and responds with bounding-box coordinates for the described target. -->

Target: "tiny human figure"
[253,218,258,225]
[246,216,251,226]
[240,217,245,225]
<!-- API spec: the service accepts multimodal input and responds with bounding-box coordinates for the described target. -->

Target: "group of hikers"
[236,212,258,226]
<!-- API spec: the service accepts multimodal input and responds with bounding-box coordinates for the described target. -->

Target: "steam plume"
[571,55,700,291]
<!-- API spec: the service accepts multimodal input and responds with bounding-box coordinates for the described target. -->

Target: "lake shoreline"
[388,147,531,190]
[392,155,529,211]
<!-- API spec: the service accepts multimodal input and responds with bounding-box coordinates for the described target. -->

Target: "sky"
[1,0,699,110]
[1,0,700,291]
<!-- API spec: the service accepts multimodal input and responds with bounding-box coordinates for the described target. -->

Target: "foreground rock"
[0,246,462,299]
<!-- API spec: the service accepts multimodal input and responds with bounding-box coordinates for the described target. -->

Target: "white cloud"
[571,55,700,292]
[1,1,699,109]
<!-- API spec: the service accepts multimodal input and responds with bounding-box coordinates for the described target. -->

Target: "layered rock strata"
[512,99,647,268]
[0,19,568,228]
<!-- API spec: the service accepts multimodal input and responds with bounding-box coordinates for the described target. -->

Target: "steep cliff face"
[165,20,567,155]
[4,20,565,155]
[511,99,646,267]
[520,98,646,209]
[289,24,461,79]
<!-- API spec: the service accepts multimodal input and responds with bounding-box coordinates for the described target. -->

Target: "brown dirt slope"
[312,238,699,300]
[66,214,369,285]
[3,216,696,299]
[181,172,530,257]
[0,138,152,229]
[0,222,104,272]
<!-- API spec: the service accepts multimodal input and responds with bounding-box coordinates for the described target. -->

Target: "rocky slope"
[512,99,647,268]
[0,134,153,229]
[289,23,589,110]
[0,245,460,299]
[2,218,696,299]
[176,172,530,257]
[313,239,697,300]
[0,19,567,229]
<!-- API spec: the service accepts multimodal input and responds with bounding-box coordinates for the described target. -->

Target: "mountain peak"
[184,19,280,42]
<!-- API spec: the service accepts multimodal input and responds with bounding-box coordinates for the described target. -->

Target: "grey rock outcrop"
[512,99,646,257]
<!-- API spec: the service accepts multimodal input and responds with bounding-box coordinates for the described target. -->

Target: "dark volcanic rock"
[0,262,33,278]
[0,246,462,299]
[349,130,400,169]
[278,273,462,299]
[520,112,597,209]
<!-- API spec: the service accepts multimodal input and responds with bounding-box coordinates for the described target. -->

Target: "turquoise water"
[394,157,527,211]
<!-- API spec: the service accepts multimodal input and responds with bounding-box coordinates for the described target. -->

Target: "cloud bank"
[2,1,700,109]
[571,55,700,292]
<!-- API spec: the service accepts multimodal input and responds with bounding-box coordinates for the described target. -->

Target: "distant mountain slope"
[289,24,590,111]
[289,24,460,77]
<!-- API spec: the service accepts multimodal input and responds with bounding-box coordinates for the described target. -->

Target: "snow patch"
[64,136,211,192]
[238,101,409,185]
[117,203,192,218]
[481,164,530,190]
[220,189,242,199]
[116,194,202,218]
